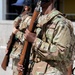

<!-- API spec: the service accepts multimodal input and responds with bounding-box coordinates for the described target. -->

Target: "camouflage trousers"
[12,59,63,75]
[31,61,63,75]
[12,58,19,75]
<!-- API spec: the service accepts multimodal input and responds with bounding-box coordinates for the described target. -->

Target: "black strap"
[43,63,48,75]
[72,67,75,75]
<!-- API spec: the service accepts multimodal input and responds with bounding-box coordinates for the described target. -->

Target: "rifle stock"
[18,1,41,75]
[1,33,15,70]
[1,54,10,70]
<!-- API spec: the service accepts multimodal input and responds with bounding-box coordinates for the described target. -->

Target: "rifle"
[1,11,27,70]
[67,65,72,75]
[18,1,41,75]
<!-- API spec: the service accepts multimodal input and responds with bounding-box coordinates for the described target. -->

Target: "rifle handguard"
[18,1,41,75]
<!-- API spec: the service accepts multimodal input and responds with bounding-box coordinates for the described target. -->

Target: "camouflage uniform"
[10,9,75,75]
[30,9,75,75]
[10,14,32,75]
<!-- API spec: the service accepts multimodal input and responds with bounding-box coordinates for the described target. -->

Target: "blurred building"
[0,0,75,21]
[58,0,75,21]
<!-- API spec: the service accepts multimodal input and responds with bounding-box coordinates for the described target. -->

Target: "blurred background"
[0,0,75,21]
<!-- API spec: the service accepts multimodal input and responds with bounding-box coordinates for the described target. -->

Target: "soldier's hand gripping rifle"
[18,1,41,75]
[1,10,27,70]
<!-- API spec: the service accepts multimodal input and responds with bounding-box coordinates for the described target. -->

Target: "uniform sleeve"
[14,15,31,43]
[13,16,25,43]
[14,16,21,22]
[33,21,72,61]
[15,31,25,43]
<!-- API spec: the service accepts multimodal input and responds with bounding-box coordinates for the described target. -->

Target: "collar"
[46,8,63,21]
[38,9,63,27]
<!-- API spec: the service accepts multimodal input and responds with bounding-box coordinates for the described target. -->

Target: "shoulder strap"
[38,13,63,41]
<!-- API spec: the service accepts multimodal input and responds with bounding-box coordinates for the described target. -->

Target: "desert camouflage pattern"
[10,9,75,75]
[31,9,75,75]
[12,58,19,75]
[10,14,31,58]
[31,61,63,75]
[10,14,32,75]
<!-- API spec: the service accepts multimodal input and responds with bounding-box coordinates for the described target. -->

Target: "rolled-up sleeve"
[15,31,25,43]
[14,15,31,43]
[33,21,71,61]
[13,16,25,43]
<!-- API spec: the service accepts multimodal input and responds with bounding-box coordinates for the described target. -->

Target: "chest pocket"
[46,23,57,44]
[41,15,62,44]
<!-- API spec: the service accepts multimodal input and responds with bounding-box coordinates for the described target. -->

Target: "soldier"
[5,0,35,75]
[17,0,75,75]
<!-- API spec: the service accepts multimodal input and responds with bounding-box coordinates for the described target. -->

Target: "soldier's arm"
[33,21,72,61]
[15,31,25,43]
[14,15,31,43]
